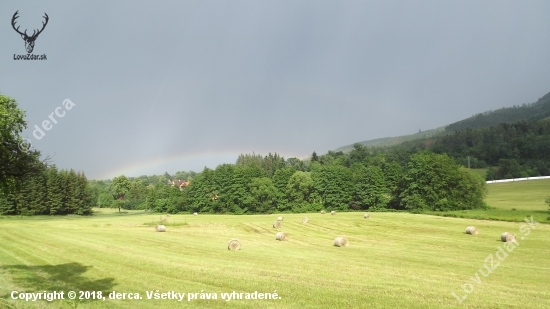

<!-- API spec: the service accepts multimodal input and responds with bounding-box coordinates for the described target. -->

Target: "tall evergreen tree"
[311,151,319,163]
[0,191,16,215]
[76,172,92,214]
[46,165,65,215]
[29,164,48,214]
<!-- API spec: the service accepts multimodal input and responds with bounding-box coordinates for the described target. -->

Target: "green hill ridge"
[335,91,550,152]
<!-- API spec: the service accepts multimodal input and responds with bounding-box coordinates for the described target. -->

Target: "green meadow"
[0,183,549,308]
[429,178,550,224]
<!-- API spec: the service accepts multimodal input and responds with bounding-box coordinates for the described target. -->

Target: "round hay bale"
[273,221,281,228]
[330,211,336,215]
[155,225,166,232]
[501,232,516,242]
[161,217,168,223]
[334,236,349,247]
[321,210,326,214]
[193,212,198,216]
[364,213,370,219]
[465,226,478,235]
[302,217,309,223]
[275,232,288,241]
[227,239,241,251]
[277,216,283,221]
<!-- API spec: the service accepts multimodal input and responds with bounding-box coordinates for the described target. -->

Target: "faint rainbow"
[97,151,242,180]
[96,148,309,180]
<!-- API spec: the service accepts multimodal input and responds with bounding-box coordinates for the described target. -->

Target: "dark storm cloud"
[1,0,549,179]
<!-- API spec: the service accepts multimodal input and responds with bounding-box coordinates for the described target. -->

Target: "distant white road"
[486,176,550,184]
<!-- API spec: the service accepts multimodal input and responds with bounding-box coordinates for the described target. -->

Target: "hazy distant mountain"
[334,127,446,152]
[444,91,550,132]
[334,91,550,152]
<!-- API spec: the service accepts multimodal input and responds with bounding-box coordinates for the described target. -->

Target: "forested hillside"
[336,91,550,152]
[445,92,550,132]
[372,118,550,180]
[335,127,445,152]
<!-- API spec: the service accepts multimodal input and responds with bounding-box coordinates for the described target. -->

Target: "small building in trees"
[167,179,190,190]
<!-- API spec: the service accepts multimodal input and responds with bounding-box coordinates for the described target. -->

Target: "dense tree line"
[0,164,92,215]
[103,150,486,214]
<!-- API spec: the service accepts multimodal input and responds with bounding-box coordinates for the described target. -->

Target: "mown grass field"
[429,178,550,224]
[0,207,549,309]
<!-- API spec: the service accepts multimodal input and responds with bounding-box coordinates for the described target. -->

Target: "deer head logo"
[11,11,49,54]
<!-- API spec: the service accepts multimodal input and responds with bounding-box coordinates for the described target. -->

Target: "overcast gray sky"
[2,1,549,180]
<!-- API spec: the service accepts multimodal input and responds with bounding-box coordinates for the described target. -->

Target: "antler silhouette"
[11,10,25,36]
[32,13,49,38]
[11,11,49,53]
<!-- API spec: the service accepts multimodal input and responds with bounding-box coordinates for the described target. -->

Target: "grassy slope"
[486,179,549,211]
[0,209,549,308]
[429,179,550,223]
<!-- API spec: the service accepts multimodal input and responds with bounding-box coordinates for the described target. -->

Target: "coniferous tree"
[0,191,16,215]
[311,151,319,163]
[29,165,48,214]
[61,170,79,214]
[210,164,235,213]
[14,177,34,215]
[76,172,92,214]
[47,165,65,215]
